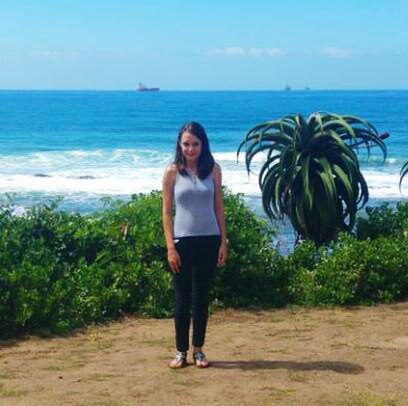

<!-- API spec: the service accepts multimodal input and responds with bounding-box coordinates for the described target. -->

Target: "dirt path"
[1,302,408,405]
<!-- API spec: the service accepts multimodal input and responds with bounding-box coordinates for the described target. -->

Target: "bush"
[290,233,408,305]
[0,189,277,338]
[2,194,408,339]
[356,202,408,240]
[212,189,284,307]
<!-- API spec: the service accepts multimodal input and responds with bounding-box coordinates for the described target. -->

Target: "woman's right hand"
[167,247,181,273]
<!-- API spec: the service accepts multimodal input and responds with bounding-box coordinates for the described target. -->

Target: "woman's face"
[179,131,202,163]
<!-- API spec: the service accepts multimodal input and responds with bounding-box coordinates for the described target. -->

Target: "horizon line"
[1,88,408,92]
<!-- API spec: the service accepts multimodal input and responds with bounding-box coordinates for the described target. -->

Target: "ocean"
[1,90,407,244]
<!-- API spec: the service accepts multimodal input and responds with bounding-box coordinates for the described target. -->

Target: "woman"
[162,121,227,368]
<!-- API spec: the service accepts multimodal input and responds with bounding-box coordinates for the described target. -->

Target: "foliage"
[290,233,408,305]
[400,160,408,191]
[356,202,408,240]
[212,189,289,308]
[0,189,276,338]
[1,193,408,339]
[238,112,388,244]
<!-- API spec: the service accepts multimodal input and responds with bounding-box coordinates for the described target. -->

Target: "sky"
[1,0,407,90]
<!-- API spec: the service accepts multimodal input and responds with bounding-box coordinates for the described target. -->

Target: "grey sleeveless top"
[173,170,220,238]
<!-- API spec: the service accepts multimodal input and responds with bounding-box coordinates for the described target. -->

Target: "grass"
[287,370,310,383]
[42,359,88,371]
[0,383,29,398]
[260,387,296,403]
[84,399,132,406]
[343,392,399,406]
[0,372,16,380]
[85,373,120,382]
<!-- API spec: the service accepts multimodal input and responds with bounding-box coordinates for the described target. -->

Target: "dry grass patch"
[0,382,29,399]
[1,303,408,405]
[343,391,400,406]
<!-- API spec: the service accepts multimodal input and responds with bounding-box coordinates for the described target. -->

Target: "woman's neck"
[185,161,198,171]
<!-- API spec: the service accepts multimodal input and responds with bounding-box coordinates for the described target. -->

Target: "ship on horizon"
[137,82,160,92]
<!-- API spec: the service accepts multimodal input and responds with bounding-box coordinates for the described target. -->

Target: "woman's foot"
[168,351,187,369]
[193,351,209,368]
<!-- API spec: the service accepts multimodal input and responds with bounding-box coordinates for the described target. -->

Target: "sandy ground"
[1,302,408,405]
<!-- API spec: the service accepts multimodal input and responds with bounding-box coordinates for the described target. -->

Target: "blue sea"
[1,90,407,245]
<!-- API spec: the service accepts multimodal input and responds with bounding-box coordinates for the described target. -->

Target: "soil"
[1,302,408,405]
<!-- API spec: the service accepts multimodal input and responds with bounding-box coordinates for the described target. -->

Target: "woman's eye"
[182,141,199,147]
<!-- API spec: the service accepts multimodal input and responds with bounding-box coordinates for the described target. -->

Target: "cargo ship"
[137,82,160,92]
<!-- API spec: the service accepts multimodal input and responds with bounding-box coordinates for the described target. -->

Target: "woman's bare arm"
[162,164,181,272]
[213,163,227,266]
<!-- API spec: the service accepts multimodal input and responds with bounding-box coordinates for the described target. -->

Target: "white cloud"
[32,50,57,58]
[225,47,246,56]
[207,46,399,59]
[322,47,352,59]
[207,47,287,57]
[321,47,391,58]
[266,48,287,57]
[248,48,263,57]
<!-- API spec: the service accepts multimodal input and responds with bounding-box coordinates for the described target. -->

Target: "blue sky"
[1,0,407,90]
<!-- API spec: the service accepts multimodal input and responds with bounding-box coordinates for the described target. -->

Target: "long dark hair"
[174,121,215,179]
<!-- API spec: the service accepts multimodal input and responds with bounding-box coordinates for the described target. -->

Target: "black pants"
[173,235,220,352]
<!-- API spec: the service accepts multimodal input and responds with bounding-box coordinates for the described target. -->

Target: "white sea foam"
[226,169,407,199]
[64,150,105,159]
[0,149,173,174]
[0,169,164,195]
[1,166,403,200]
[362,170,403,198]
[213,151,266,163]
[0,149,407,204]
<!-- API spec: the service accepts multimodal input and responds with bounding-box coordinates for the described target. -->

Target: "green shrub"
[212,189,284,307]
[284,240,321,302]
[290,233,408,305]
[356,202,408,240]
[2,193,408,339]
[0,189,277,337]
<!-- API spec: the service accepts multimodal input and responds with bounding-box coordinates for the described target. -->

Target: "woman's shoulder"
[163,163,178,183]
[211,162,222,185]
[212,162,222,176]
[165,162,178,173]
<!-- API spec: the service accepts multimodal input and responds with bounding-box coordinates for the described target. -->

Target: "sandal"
[193,351,209,368]
[168,351,187,369]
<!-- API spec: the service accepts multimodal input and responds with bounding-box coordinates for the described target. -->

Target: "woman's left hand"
[217,240,227,267]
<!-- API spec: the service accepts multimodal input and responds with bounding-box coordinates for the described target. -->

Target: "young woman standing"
[162,122,227,368]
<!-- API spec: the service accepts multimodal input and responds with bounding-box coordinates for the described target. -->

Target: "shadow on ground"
[211,360,364,374]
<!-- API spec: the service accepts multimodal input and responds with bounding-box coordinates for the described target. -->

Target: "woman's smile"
[180,131,202,162]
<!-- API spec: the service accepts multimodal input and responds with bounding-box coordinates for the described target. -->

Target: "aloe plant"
[238,112,388,244]
[400,161,408,191]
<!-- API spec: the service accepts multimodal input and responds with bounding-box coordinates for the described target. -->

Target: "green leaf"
[238,111,388,244]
